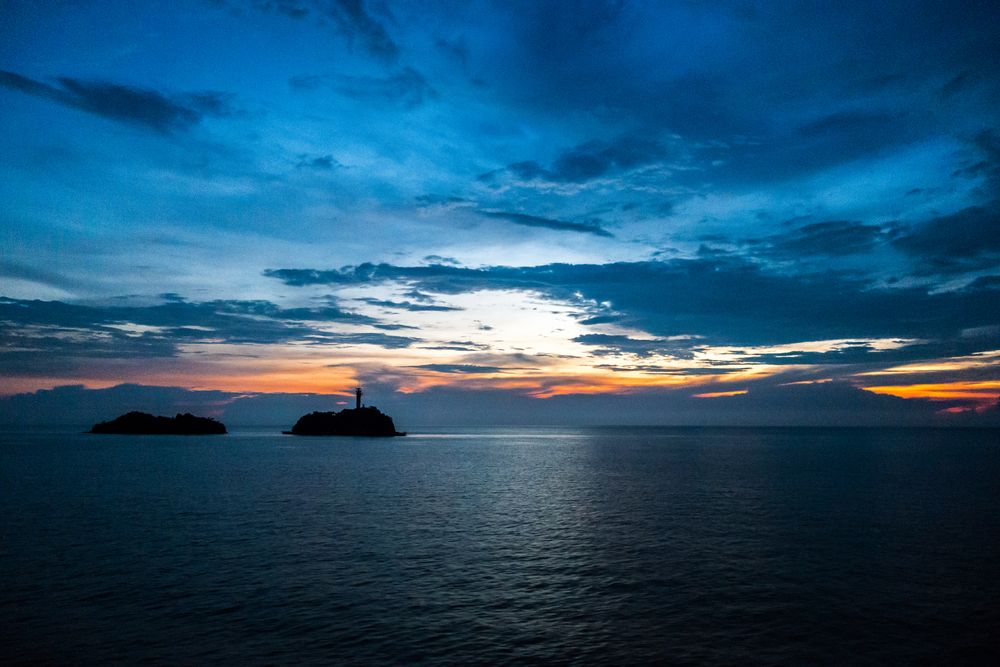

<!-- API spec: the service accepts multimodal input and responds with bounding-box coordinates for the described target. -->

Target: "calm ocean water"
[2,426,999,665]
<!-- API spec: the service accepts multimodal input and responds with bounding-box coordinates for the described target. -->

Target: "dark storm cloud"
[289,68,434,108]
[477,210,613,237]
[264,258,1000,351]
[0,70,233,134]
[891,202,1000,275]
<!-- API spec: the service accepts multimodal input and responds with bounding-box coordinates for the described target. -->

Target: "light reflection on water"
[2,426,999,664]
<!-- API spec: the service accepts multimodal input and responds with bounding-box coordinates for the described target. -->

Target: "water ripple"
[2,427,999,664]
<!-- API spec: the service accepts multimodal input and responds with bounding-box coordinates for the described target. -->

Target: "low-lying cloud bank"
[2,383,996,428]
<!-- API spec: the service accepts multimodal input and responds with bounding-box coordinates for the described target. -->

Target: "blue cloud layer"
[1,0,998,420]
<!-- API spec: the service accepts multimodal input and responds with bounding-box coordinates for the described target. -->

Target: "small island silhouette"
[90,411,227,435]
[285,387,405,437]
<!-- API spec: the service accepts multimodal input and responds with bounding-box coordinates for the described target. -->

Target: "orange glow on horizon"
[863,381,1000,404]
[1,356,809,400]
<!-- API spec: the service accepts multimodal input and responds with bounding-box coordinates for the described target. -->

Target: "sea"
[2,426,999,665]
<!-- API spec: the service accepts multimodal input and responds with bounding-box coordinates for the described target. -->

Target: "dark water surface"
[2,426,999,664]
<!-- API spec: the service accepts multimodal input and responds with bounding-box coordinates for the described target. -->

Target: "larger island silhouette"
[90,411,227,435]
[285,387,405,436]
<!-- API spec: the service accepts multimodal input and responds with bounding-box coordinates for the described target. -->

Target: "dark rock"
[90,411,227,435]
[286,406,404,437]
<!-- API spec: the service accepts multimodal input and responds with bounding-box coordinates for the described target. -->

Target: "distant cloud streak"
[290,67,434,108]
[0,70,233,134]
[478,210,613,237]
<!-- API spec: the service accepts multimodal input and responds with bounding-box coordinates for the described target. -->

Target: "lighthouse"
[355,386,363,410]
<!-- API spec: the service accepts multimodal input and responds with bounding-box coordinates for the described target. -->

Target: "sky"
[1,0,999,425]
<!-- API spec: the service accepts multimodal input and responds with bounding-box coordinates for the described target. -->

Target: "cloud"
[485,135,669,184]
[0,384,237,425]
[797,110,899,140]
[752,220,886,258]
[578,314,624,325]
[741,336,1000,367]
[296,154,341,170]
[290,67,434,108]
[264,257,1000,350]
[359,298,462,312]
[408,364,504,374]
[312,332,416,348]
[325,0,398,60]
[477,210,613,237]
[214,0,397,60]
[891,202,1000,274]
[0,259,77,290]
[413,197,615,237]
[480,110,911,195]
[572,333,698,358]
[0,70,233,134]
[0,295,395,375]
[373,323,419,330]
[3,381,995,428]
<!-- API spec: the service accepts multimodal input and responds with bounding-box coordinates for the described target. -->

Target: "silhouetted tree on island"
[90,411,227,435]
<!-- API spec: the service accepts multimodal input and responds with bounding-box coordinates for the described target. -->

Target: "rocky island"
[286,387,405,437]
[90,411,227,435]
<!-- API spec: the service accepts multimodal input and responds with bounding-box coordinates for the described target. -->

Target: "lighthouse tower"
[355,386,363,410]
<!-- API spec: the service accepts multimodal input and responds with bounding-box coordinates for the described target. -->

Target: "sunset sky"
[2,0,999,424]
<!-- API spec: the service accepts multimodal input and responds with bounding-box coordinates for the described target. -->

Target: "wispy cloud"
[290,67,434,108]
[0,70,234,134]
[212,0,398,60]
[408,364,504,374]
[750,220,886,258]
[477,210,613,237]
[483,135,669,184]
[0,295,391,375]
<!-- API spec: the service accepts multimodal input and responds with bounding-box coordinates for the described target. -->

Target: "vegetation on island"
[90,411,227,435]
